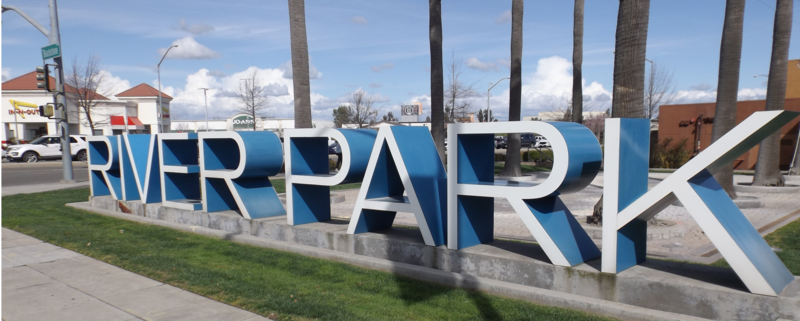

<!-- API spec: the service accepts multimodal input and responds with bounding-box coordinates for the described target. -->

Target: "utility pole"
[3,0,75,183]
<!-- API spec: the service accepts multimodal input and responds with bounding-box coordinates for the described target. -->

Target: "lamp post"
[200,88,210,131]
[487,77,509,122]
[157,45,178,133]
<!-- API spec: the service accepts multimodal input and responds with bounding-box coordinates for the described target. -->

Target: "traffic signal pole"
[48,0,75,183]
[3,0,75,182]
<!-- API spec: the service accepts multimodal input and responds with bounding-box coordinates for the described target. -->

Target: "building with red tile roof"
[2,71,170,143]
[116,83,173,99]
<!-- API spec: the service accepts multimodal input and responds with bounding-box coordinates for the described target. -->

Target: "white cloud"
[351,16,368,24]
[159,37,220,60]
[671,87,766,105]
[370,62,394,73]
[279,59,322,79]
[168,67,300,121]
[2,68,10,81]
[97,70,131,98]
[465,57,498,72]
[479,56,612,120]
[178,18,214,35]
[495,10,512,24]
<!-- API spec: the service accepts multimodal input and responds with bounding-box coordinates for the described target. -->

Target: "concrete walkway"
[2,228,270,321]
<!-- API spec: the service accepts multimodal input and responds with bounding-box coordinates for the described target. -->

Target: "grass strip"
[2,188,613,321]
[271,179,361,194]
[711,217,800,275]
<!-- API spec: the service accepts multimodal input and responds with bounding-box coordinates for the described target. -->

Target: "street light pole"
[157,45,178,133]
[200,88,210,131]
[487,77,509,122]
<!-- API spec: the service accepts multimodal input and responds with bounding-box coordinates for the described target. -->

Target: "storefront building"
[2,71,170,144]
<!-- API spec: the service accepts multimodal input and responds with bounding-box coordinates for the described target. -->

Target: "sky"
[3,0,800,122]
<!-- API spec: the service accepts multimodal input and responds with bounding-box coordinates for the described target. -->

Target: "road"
[2,160,89,187]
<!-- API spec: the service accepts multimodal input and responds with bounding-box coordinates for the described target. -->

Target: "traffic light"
[37,104,55,118]
[35,65,55,92]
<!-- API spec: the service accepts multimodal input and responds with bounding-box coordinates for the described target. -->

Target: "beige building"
[2,71,171,143]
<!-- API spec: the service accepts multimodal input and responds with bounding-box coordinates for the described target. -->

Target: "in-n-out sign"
[87,110,799,297]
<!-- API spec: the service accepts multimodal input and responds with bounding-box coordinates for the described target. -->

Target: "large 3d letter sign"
[447,122,602,266]
[603,110,798,296]
[85,110,798,297]
[122,134,161,203]
[200,131,285,219]
[347,126,448,246]
[284,128,377,225]
[88,136,123,199]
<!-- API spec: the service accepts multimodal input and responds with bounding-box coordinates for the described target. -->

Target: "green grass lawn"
[2,188,613,321]
[711,218,800,275]
[271,179,361,194]
[494,163,550,175]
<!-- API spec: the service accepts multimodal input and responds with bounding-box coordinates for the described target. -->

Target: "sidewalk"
[2,228,270,321]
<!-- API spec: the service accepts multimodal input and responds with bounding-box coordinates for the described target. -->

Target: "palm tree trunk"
[588,0,650,225]
[753,0,792,186]
[571,0,584,124]
[500,0,524,177]
[710,0,745,198]
[287,0,313,129]
[429,0,445,163]
[610,0,650,118]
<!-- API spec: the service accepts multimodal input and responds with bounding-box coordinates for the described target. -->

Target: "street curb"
[67,201,710,321]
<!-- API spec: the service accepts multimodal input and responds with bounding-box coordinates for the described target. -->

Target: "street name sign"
[41,44,61,60]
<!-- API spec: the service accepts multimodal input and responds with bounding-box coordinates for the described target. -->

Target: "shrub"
[650,138,691,169]
[523,149,554,162]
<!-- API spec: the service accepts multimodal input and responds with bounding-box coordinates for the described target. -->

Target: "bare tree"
[583,112,608,142]
[445,53,478,122]
[711,0,745,198]
[753,0,793,186]
[430,0,445,163]
[571,0,584,124]
[643,60,677,121]
[349,90,377,128]
[235,69,270,131]
[175,122,190,133]
[65,56,111,135]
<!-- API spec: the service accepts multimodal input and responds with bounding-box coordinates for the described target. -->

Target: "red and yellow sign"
[8,100,39,119]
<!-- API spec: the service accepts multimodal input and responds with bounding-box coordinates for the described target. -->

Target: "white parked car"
[534,136,550,148]
[5,135,88,163]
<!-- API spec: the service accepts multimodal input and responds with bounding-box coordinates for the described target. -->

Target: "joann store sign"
[231,115,256,129]
[87,110,799,297]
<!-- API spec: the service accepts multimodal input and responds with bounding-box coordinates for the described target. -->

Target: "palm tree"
[429,0,445,163]
[610,0,649,118]
[588,0,650,224]
[287,0,313,128]
[710,0,745,198]
[571,0,584,124]
[753,0,793,186]
[499,0,524,177]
